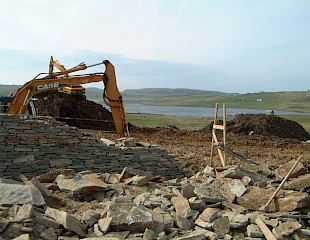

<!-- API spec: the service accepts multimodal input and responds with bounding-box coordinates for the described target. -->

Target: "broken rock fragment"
[283,173,310,191]
[98,217,112,234]
[199,208,221,222]
[194,183,225,203]
[81,210,100,227]
[274,160,307,181]
[0,183,45,206]
[247,224,263,238]
[36,169,75,183]
[273,220,302,237]
[175,215,194,230]
[107,196,154,232]
[212,216,230,236]
[171,196,192,218]
[210,178,236,203]
[12,204,33,223]
[55,173,110,196]
[45,207,86,237]
[217,166,269,186]
[237,186,310,211]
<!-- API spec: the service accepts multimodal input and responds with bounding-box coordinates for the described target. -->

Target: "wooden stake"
[259,155,303,211]
[255,217,277,240]
[209,103,226,167]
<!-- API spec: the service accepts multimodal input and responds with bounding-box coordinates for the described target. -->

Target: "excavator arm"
[7,60,129,137]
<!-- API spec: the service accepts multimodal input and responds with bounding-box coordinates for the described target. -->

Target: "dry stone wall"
[0,114,190,179]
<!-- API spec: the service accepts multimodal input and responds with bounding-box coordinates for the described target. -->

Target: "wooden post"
[255,217,277,240]
[260,155,303,211]
[210,103,226,167]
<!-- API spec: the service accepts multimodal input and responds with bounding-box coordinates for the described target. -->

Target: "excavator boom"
[7,59,129,137]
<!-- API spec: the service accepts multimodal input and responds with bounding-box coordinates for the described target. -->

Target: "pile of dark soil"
[202,114,310,141]
[34,91,115,131]
[33,91,309,141]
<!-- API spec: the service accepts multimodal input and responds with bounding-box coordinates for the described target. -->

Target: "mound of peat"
[203,114,309,141]
[34,91,115,131]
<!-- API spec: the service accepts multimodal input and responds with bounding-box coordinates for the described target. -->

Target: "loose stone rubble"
[0,160,310,240]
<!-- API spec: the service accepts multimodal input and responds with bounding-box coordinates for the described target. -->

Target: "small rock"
[274,160,307,181]
[202,166,216,177]
[194,218,213,230]
[81,210,100,228]
[0,220,9,233]
[143,228,157,240]
[212,216,230,236]
[171,197,192,218]
[13,204,33,223]
[45,207,86,237]
[0,183,45,206]
[41,227,57,240]
[34,214,60,229]
[175,215,194,230]
[104,173,121,184]
[188,197,207,212]
[12,234,31,240]
[229,179,247,197]
[98,217,112,234]
[30,178,52,197]
[36,169,74,183]
[181,184,196,199]
[176,230,206,239]
[221,210,248,228]
[242,176,252,186]
[283,173,310,191]
[247,224,263,238]
[120,167,153,181]
[274,220,302,237]
[218,166,269,186]
[55,173,109,196]
[194,184,225,203]
[150,210,164,234]
[107,196,154,233]
[199,208,221,222]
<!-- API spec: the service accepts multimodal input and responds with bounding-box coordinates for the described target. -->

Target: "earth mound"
[203,114,310,141]
[34,91,116,131]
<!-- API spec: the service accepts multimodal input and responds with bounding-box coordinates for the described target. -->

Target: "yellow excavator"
[6,57,130,138]
[49,57,86,96]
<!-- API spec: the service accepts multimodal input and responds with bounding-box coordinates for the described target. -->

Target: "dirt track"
[92,126,310,174]
[35,92,310,174]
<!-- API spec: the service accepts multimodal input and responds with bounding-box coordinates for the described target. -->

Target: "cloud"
[0,49,234,92]
[0,1,309,93]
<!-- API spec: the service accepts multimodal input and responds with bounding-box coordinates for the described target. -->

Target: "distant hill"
[122,88,226,97]
[1,84,309,112]
[0,84,21,96]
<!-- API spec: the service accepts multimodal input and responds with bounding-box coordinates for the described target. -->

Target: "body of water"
[123,103,309,117]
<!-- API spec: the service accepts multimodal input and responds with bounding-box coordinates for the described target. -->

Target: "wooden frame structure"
[210,103,227,167]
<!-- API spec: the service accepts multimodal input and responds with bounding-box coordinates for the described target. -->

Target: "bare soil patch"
[34,92,310,173]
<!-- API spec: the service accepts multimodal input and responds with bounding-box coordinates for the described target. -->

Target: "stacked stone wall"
[0,114,190,179]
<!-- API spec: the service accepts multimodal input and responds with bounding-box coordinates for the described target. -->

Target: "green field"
[124,91,310,113]
[127,113,310,134]
[1,85,309,133]
[2,85,309,113]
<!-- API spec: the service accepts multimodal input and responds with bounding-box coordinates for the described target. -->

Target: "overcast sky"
[0,0,309,93]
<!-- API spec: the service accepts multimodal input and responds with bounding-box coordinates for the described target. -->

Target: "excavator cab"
[0,96,13,113]
[0,95,36,115]
[58,85,86,96]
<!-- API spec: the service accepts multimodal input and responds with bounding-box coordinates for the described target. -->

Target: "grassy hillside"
[124,90,310,113]
[1,85,309,113]
[0,85,21,96]
[123,88,226,97]
[127,113,310,134]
